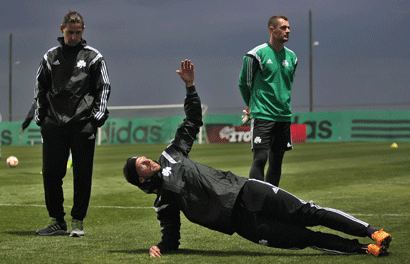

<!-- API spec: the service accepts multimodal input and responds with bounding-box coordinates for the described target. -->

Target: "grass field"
[0,142,409,264]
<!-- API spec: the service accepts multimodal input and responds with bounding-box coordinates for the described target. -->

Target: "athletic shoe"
[36,218,67,236]
[371,229,392,248]
[70,219,85,237]
[366,244,387,257]
[67,159,72,169]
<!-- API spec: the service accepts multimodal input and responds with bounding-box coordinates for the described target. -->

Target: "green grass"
[0,142,409,264]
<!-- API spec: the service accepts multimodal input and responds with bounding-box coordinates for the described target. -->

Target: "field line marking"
[0,204,408,217]
[0,204,154,209]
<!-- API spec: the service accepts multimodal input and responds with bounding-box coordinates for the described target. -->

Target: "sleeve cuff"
[157,243,166,253]
[186,85,196,95]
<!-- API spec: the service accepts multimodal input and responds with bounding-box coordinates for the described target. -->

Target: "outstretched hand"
[176,59,194,87]
[149,245,162,257]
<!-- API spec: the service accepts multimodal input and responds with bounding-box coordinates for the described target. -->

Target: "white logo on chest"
[162,167,172,177]
[76,60,86,69]
[259,239,269,246]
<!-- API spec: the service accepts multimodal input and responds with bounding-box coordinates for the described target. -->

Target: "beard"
[139,173,161,194]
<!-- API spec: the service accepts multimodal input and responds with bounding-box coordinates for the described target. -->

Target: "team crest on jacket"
[259,239,269,246]
[162,167,172,177]
[282,60,289,67]
[76,60,86,69]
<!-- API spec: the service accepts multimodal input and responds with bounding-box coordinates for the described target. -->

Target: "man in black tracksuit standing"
[34,11,111,237]
[123,60,391,258]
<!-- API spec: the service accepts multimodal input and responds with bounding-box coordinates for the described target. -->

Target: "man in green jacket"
[238,15,297,186]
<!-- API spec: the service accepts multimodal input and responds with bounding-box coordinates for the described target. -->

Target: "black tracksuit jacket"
[148,86,247,253]
[34,37,110,127]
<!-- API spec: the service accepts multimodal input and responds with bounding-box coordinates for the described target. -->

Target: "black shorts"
[250,119,292,151]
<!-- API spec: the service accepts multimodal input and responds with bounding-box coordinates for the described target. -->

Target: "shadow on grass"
[4,231,69,236]
[4,231,38,236]
[109,248,323,257]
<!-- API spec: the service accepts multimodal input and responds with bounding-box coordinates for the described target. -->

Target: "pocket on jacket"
[79,120,98,138]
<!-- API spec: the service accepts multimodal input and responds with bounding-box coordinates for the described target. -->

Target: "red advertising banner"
[205,124,306,143]
[291,124,307,143]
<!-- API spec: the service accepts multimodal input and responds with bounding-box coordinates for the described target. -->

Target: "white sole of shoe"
[70,231,85,237]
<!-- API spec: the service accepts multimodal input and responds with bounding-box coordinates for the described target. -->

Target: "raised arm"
[171,60,203,156]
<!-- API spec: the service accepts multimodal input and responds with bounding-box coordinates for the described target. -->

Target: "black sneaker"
[70,219,85,237]
[36,218,67,236]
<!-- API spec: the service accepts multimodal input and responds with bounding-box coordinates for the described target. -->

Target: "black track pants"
[41,121,96,222]
[232,179,370,254]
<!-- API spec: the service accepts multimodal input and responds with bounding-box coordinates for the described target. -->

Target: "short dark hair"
[62,11,85,28]
[123,157,141,186]
[268,15,288,28]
